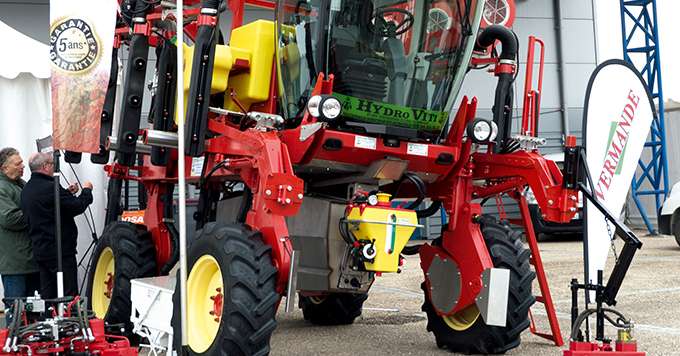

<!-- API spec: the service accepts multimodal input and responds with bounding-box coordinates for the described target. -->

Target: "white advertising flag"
[583,59,655,286]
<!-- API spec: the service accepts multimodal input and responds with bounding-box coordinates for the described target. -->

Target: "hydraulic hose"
[570,308,631,341]
[401,173,426,210]
[475,24,518,60]
[396,173,440,218]
[201,0,221,9]
[401,244,422,256]
[416,201,442,219]
[475,25,519,153]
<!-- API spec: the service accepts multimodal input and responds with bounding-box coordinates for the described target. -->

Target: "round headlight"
[307,95,322,117]
[320,96,342,120]
[489,121,499,141]
[467,118,498,144]
[473,119,492,141]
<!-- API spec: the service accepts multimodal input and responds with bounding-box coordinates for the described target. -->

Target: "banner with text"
[583,59,655,286]
[49,0,117,152]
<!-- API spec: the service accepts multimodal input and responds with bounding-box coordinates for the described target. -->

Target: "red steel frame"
[522,36,545,136]
[0,319,136,356]
[109,0,577,340]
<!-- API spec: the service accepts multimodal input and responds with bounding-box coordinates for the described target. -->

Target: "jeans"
[1,272,41,325]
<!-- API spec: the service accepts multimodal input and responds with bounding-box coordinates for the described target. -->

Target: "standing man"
[20,152,93,298]
[0,148,40,310]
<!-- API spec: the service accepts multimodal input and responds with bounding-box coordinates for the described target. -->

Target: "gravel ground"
[270,232,680,356]
[7,231,679,355]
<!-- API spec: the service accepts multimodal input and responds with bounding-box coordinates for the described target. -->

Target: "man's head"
[0,147,24,181]
[28,152,54,176]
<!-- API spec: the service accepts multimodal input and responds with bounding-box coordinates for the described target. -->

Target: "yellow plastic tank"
[346,194,418,272]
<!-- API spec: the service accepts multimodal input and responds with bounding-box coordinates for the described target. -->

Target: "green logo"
[334,93,449,132]
[604,121,629,175]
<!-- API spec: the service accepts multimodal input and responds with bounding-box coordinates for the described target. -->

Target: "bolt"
[548,199,554,205]
[287,185,293,192]
[298,193,304,199]
[265,189,272,196]
[214,318,220,323]
[285,198,291,204]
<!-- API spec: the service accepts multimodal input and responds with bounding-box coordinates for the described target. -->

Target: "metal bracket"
[284,250,298,312]
[475,268,510,327]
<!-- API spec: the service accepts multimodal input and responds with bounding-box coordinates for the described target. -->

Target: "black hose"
[338,218,357,245]
[396,173,442,219]
[570,308,631,340]
[475,25,519,153]
[402,244,424,256]
[399,173,426,210]
[75,298,85,336]
[201,0,221,9]
[416,201,442,219]
[475,25,518,60]
[7,300,20,341]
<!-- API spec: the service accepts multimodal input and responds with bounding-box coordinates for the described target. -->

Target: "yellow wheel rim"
[92,247,115,318]
[188,255,224,354]
[443,304,481,331]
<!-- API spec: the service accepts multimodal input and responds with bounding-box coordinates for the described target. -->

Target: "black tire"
[299,292,368,325]
[86,221,156,329]
[174,223,279,356]
[672,210,680,247]
[422,215,535,354]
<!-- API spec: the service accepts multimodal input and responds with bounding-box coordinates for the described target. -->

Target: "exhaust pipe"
[106,136,152,155]
[143,129,179,149]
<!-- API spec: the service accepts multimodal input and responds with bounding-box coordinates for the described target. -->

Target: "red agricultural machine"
[80,0,589,355]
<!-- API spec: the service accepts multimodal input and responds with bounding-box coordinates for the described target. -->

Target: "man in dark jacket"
[20,152,93,298]
[0,148,40,312]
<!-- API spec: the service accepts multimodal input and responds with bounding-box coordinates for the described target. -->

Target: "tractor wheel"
[177,223,279,356]
[299,293,368,325]
[672,210,680,247]
[422,215,535,354]
[86,221,156,328]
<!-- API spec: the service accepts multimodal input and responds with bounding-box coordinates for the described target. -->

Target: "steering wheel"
[370,7,415,37]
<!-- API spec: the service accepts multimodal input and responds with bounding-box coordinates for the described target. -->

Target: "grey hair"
[0,147,19,169]
[29,152,52,172]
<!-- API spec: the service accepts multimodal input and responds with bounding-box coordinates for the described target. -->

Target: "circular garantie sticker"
[49,18,101,73]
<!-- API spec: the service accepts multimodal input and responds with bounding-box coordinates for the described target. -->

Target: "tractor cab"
[277,0,480,140]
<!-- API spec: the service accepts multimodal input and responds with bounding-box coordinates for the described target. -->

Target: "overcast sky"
[594,0,680,102]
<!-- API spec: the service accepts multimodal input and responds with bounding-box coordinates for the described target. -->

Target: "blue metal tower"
[619,0,669,234]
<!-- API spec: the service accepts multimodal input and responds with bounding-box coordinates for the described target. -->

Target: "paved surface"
[270,233,680,355]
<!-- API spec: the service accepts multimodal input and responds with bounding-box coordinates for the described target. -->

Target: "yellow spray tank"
[345,193,420,273]
[179,20,276,124]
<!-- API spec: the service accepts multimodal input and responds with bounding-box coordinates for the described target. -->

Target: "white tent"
[0,20,109,293]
